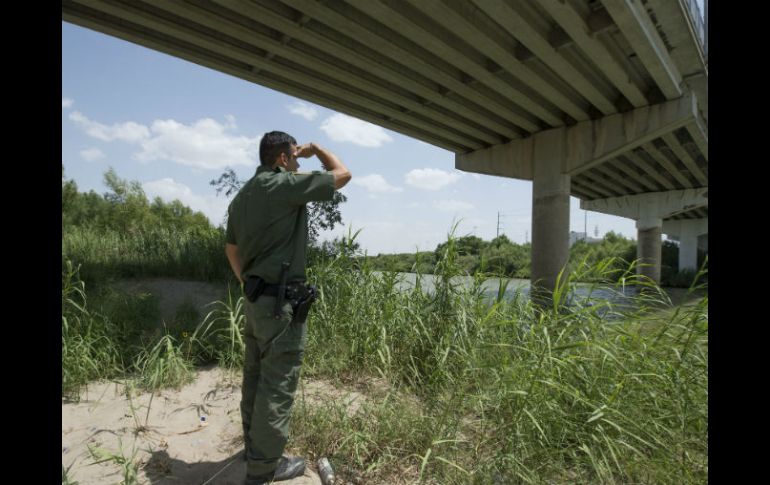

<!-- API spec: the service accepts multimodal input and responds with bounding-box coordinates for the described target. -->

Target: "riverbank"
[64,267,707,484]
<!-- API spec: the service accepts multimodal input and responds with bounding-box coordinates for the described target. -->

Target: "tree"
[209,168,242,198]
[62,166,214,235]
[210,167,347,243]
[490,234,513,247]
[103,167,151,233]
[62,165,79,225]
[434,235,486,261]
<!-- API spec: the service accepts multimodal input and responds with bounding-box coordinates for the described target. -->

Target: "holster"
[288,284,317,324]
[244,275,266,303]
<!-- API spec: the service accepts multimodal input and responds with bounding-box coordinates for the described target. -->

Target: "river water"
[377,272,701,310]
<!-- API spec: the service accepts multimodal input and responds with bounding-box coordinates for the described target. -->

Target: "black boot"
[244,456,306,484]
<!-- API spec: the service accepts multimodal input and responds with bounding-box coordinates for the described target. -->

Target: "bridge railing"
[682,0,707,59]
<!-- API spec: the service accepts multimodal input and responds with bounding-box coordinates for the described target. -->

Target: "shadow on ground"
[144,449,246,485]
[144,449,321,485]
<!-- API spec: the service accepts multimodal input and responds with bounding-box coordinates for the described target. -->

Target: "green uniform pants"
[241,295,307,478]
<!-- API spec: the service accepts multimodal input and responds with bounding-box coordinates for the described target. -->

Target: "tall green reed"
[62,225,228,282]
[298,232,707,484]
[62,260,121,400]
[188,285,246,369]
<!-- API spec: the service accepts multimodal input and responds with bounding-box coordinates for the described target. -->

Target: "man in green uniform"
[225,131,351,484]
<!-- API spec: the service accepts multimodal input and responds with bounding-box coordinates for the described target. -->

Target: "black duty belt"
[244,274,317,323]
[261,282,306,298]
[244,275,310,302]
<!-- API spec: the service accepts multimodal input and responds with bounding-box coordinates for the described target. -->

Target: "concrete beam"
[624,150,676,191]
[661,133,707,186]
[573,173,624,198]
[686,119,709,162]
[237,0,526,140]
[610,157,660,191]
[567,94,699,175]
[350,0,558,129]
[469,0,615,116]
[601,0,683,99]
[595,164,646,193]
[662,218,708,239]
[415,0,593,121]
[580,188,708,221]
[539,0,648,108]
[455,136,535,179]
[456,95,699,180]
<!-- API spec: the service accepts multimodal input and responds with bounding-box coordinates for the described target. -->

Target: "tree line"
[63,165,703,287]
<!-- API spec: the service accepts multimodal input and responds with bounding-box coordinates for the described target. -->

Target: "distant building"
[569,231,602,247]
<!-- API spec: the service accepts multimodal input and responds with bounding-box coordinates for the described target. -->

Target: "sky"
[62,21,643,256]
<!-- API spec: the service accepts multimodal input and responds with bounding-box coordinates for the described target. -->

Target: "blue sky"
[62,21,641,255]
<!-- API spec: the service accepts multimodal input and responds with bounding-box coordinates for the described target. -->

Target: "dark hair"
[259,131,297,166]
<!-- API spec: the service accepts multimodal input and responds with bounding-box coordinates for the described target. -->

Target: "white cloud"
[288,101,319,121]
[69,111,150,143]
[320,113,393,147]
[80,147,105,162]
[69,112,259,170]
[351,174,403,194]
[433,199,474,212]
[143,178,230,226]
[135,118,259,170]
[62,97,73,109]
[405,168,462,191]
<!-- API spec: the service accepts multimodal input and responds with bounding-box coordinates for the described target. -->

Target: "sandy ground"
[66,278,704,484]
[62,367,369,485]
[63,278,371,485]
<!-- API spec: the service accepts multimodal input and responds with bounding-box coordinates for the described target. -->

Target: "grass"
[62,461,79,485]
[293,234,708,484]
[62,229,707,484]
[187,284,246,369]
[62,224,228,283]
[133,333,194,390]
[62,260,122,400]
[87,438,141,485]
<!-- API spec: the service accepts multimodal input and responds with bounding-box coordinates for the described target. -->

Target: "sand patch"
[62,367,329,485]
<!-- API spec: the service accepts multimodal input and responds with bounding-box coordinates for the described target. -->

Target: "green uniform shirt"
[226,165,335,283]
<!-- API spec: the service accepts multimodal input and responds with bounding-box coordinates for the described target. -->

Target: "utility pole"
[584,210,588,241]
[525,230,528,244]
[496,211,506,239]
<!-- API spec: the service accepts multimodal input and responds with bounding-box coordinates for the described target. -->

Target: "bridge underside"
[63,0,708,294]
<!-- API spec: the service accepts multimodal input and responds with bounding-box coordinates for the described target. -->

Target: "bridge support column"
[531,129,570,304]
[636,218,662,284]
[662,218,708,272]
[581,190,707,286]
[678,222,700,272]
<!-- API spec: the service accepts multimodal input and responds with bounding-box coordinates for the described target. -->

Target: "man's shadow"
[144,449,246,485]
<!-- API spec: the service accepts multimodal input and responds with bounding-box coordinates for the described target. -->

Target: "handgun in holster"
[288,284,317,324]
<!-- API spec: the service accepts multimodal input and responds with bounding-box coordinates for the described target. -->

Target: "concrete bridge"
[62,0,708,296]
